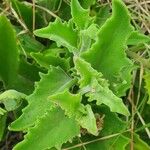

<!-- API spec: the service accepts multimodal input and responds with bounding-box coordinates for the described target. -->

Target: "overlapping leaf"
[50,90,98,135]
[13,108,80,150]
[74,57,129,116]
[34,19,78,52]
[82,0,134,96]
[9,66,75,131]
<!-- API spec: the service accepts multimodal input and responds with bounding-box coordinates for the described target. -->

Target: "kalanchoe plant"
[0,0,150,150]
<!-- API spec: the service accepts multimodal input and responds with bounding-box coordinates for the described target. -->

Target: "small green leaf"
[96,4,110,27]
[34,19,78,52]
[79,0,96,9]
[10,66,75,131]
[82,0,133,96]
[126,134,150,150]
[17,31,45,53]
[0,90,26,111]
[50,90,98,135]
[144,71,150,104]
[31,49,70,71]
[79,24,98,52]
[133,134,150,150]
[71,0,92,29]
[0,15,19,88]
[74,57,129,116]
[0,114,7,141]
[13,108,80,150]
[37,0,60,12]
[0,107,6,115]
[127,31,150,45]
[18,58,42,82]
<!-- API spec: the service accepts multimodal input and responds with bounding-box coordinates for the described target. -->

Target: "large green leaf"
[34,19,78,52]
[13,108,80,150]
[71,0,92,29]
[82,0,133,96]
[9,66,75,131]
[74,57,129,116]
[50,90,98,135]
[0,15,19,88]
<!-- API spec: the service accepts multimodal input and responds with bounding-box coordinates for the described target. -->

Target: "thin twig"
[32,0,35,32]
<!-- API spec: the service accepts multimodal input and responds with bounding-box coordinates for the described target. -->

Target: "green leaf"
[82,0,133,96]
[34,19,78,52]
[127,31,150,45]
[144,71,150,104]
[96,4,110,27]
[13,107,80,150]
[0,90,26,111]
[50,90,98,135]
[0,107,6,115]
[9,66,75,131]
[31,49,70,71]
[17,31,45,53]
[71,0,92,29]
[0,114,7,141]
[74,57,129,116]
[18,58,42,82]
[0,15,19,88]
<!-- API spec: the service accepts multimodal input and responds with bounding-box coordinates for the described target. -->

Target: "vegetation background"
[0,0,150,150]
